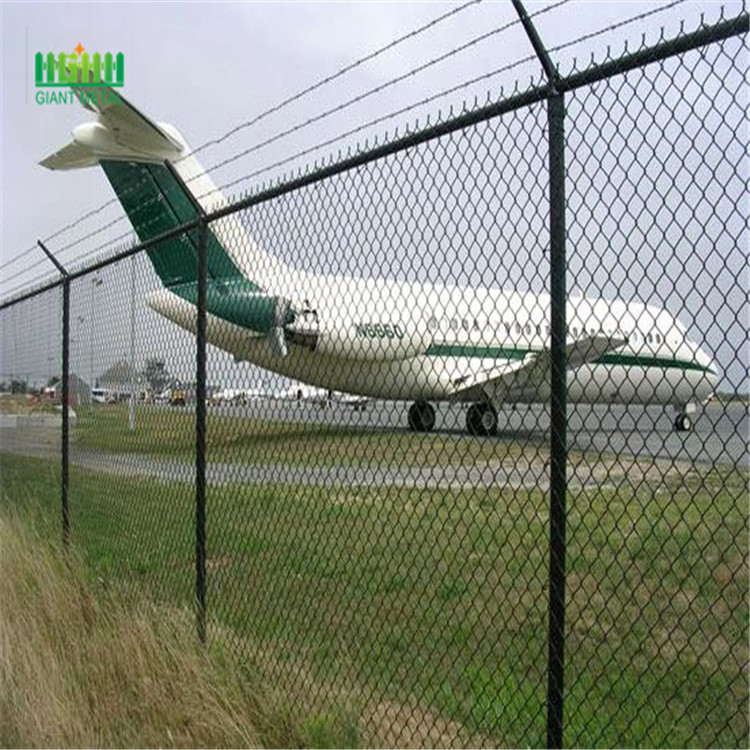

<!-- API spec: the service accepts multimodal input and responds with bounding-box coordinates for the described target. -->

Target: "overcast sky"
[1,1,742,285]
[0,0,746,392]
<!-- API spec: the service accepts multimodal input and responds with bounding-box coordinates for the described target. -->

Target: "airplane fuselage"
[39,100,719,424]
[147,273,718,408]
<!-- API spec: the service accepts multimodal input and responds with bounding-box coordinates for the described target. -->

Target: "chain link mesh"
[0,10,747,748]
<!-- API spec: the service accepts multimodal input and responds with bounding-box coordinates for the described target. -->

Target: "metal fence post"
[163,161,209,643]
[61,277,70,546]
[546,91,567,750]
[37,240,71,546]
[195,219,208,643]
[510,3,568,746]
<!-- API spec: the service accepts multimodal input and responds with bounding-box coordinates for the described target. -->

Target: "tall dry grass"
[0,512,356,748]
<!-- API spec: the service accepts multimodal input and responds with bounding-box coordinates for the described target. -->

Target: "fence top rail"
[0,8,746,313]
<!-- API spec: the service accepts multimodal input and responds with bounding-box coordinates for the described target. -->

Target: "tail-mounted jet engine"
[285,310,429,362]
[162,282,430,363]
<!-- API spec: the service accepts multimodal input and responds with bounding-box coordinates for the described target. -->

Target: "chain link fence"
[0,6,747,747]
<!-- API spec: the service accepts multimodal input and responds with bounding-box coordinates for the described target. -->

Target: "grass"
[73,404,542,467]
[1,451,747,747]
[0,508,360,748]
[0,393,59,415]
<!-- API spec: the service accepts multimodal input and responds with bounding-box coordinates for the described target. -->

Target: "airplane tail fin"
[39,88,284,291]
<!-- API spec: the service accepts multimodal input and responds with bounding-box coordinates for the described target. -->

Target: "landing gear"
[674,403,695,432]
[466,402,498,436]
[408,401,436,432]
[674,413,692,432]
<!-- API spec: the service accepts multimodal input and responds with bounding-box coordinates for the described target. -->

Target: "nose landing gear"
[674,413,692,432]
[674,403,696,432]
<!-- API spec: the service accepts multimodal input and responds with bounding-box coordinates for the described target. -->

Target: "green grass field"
[0,394,59,415]
[73,404,548,467]
[1,451,746,747]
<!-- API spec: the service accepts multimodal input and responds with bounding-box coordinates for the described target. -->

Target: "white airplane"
[335,391,369,411]
[211,387,251,405]
[41,91,718,434]
[275,383,332,406]
[275,383,369,410]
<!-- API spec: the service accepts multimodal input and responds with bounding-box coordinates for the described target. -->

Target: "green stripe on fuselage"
[425,343,715,374]
[427,344,528,360]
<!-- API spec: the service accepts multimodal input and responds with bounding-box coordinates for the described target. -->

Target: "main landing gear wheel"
[408,401,436,432]
[466,403,498,436]
[674,413,692,432]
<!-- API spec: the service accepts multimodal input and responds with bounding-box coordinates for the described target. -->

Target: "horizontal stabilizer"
[40,140,99,170]
[39,88,182,171]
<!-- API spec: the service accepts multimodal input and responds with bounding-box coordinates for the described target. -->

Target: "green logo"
[35,43,124,88]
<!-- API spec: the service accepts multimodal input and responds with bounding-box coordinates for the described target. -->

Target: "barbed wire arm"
[36,239,69,278]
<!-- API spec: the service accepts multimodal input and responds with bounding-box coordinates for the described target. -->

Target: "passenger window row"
[427,315,673,345]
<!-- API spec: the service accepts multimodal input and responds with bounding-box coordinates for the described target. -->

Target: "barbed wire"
[548,0,687,61]
[191,1,571,187]
[3,0,570,273]
[0,0,733,296]
[1,256,55,287]
[0,244,38,273]
[0,0,485,270]
[191,0,694,204]
[195,55,541,205]
[171,0,486,166]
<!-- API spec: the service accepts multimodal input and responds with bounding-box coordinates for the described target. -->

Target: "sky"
[0,0,747,393]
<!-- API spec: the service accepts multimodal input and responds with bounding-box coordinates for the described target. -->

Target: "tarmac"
[0,401,746,490]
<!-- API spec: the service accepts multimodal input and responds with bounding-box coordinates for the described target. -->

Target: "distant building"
[97,360,148,402]
[98,360,133,394]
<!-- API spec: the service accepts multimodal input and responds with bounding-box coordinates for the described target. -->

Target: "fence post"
[163,161,209,643]
[509,3,568,747]
[162,161,208,642]
[37,240,70,546]
[129,255,136,432]
[61,277,70,546]
[546,91,567,750]
[195,219,208,643]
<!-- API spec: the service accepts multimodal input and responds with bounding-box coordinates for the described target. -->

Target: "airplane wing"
[40,87,182,170]
[451,334,628,401]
